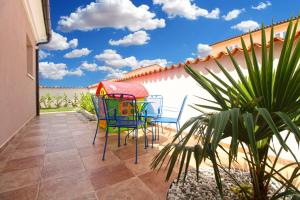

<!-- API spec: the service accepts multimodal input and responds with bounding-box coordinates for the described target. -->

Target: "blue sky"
[39,0,300,87]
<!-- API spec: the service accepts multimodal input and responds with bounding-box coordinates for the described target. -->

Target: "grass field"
[40,107,77,113]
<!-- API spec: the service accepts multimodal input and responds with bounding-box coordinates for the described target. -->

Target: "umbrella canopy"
[95,81,149,98]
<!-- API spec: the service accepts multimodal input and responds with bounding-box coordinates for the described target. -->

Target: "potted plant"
[151,19,300,199]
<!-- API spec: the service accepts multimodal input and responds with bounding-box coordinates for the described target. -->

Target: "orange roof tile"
[87,27,300,88]
[122,64,165,80]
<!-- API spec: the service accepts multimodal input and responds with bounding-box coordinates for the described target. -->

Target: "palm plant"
[151,19,300,199]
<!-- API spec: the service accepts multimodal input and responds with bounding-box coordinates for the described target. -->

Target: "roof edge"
[210,17,298,47]
[40,0,51,44]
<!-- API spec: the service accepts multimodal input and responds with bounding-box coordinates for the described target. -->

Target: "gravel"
[167,167,285,200]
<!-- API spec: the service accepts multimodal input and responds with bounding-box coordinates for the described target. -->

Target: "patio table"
[136,100,158,148]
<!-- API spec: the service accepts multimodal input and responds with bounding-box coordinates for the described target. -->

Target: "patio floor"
[0,112,176,200]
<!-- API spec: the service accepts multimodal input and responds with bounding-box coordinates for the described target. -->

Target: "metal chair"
[102,93,143,164]
[91,94,106,144]
[140,95,163,144]
[151,95,188,147]
[144,95,163,118]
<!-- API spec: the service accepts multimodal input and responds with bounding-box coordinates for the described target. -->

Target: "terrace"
[1,0,300,199]
[0,112,178,199]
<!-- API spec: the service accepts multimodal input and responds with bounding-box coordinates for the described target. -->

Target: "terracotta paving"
[0,112,176,200]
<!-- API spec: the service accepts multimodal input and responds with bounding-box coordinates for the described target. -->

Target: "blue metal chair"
[140,95,163,145]
[91,94,106,144]
[101,93,143,164]
[151,95,188,147]
[144,95,163,118]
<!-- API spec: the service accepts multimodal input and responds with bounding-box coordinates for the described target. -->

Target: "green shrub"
[80,93,95,114]
[44,93,53,108]
[53,95,63,108]
[62,93,70,107]
[71,93,80,107]
[39,95,47,108]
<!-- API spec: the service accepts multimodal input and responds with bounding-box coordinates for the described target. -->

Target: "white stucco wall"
[122,42,299,161]
[87,40,299,162]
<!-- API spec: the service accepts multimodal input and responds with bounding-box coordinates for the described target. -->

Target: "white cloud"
[39,50,50,59]
[109,31,150,46]
[66,68,84,76]
[205,8,220,19]
[58,0,165,32]
[64,48,91,58]
[80,61,98,71]
[69,39,78,49]
[40,30,78,50]
[79,61,126,79]
[95,49,137,68]
[222,9,245,21]
[185,57,194,62]
[95,49,168,69]
[138,59,168,67]
[197,43,212,58]
[153,0,220,20]
[94,49,122,61]
[231,20,260,33]
[98,66,127,79]
[39,62,83,80]
[252,1,272,10]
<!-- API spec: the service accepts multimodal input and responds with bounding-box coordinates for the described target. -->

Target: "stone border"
[77,108,97,121]
[167,168,283,200]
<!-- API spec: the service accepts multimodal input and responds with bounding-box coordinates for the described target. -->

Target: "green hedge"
[80,93,95,114]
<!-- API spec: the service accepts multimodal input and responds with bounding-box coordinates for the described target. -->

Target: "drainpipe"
[36,0,51,116]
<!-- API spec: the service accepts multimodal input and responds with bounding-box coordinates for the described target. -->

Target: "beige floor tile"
[0,168,40,193]
[89,163,134,190]
[2,155,44,172]
[39,172,94,200]
[0,184,38,200]
[96,177,156,200]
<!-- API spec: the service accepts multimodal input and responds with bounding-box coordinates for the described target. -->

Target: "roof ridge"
[210,17,298,46]
[112,30,300,83]
[87,18,299,87]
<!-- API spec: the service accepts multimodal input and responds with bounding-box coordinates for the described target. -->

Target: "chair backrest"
[91,94,106,119]
[102,93,139,127]
[145,95,163,117]
[177,95,188,122]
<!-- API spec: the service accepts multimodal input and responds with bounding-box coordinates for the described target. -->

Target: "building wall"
[120,41,299,161]
[40,87,89,100]
[211,20,299,56]
[0,0,37,147]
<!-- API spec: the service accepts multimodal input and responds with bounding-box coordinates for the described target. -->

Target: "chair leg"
[124,129,129,145]
[155,122,157,140]
[135,128,138,164]
[161,122,163,136]
[118,128,121,147]
[144,121,147,149]
[102,128,109,161]
[157,122,160,141]
[92,119,99,144]
[151,122,154,148]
